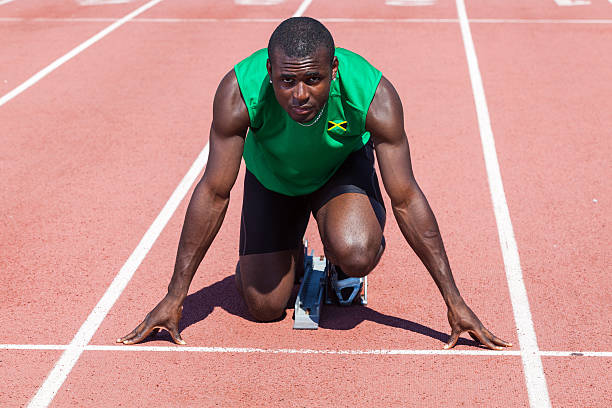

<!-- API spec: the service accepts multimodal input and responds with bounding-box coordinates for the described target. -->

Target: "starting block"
[293,241,367,330]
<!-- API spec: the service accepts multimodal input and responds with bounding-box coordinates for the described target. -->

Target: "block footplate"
[293,250,327,330]
[293,243,367,330]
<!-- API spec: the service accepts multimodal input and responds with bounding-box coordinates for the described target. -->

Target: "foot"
[329,265,365,306]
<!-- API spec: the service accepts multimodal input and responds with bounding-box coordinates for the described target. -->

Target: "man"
[118,17,511,350]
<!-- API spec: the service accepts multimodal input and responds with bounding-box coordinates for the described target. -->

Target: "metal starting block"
[293,242,367,330]
[293,246,326,330]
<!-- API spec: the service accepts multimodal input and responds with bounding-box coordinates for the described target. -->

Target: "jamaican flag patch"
[327,120,347,134]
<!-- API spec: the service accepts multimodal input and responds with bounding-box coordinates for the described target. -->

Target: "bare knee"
[325,236,383,278]
[235,264,288,322]
[236,251,299,322]
[243,292,286,322]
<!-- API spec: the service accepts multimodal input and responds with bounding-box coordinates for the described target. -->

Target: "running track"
[1,0,610,406]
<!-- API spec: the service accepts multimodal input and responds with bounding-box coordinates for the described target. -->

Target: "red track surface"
[1,0,610,407]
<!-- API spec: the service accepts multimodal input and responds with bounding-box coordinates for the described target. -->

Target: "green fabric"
[234,47,382,196]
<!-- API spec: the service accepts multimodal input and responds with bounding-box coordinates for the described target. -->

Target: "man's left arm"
[367,76,512,350]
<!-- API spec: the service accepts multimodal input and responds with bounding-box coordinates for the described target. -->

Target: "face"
[267,47,338,123]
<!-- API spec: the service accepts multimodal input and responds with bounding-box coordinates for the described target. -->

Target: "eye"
[281,78,295,85]
[306,76,322,85]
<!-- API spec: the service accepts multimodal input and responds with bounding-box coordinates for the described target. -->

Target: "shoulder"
[234,48,269,92]
[212,69,250,137]
[365,76,405,144]
[233,48,273,128]
[336,48,381,81]
[335,48,382,118]
[234,48,268,79]
[335,48,375,68]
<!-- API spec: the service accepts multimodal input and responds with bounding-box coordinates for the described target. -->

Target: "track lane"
[52,351,529,407]
[0,0,151,19]
[141,0,307,20]
[469,8,612,408]
[308,0,457,19]
[543,356,612,407]
[0,15,222,345]
[0,21,110,96]
[467,0,612,20]
[0,351,62,408]
[470,19,612,353]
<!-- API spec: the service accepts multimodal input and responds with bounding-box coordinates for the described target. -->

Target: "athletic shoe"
[329,264,364,306]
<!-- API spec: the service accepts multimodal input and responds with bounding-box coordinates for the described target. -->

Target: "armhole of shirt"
[233,64,256,128]
[362,69,383,127]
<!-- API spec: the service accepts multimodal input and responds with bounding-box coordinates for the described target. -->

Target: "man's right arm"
[117,70,250,345]
[167,69,249,301]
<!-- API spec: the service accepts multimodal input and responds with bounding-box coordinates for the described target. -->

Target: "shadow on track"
[147,274,480,348]
[318,305,482,348]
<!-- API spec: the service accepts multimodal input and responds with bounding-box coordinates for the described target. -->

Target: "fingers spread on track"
[470,330,503,351]
[443,329,461,350]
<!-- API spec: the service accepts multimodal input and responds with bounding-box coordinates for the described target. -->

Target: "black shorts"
[239,140,386,256]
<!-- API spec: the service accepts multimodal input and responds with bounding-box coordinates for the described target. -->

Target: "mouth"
[290,105,314,116]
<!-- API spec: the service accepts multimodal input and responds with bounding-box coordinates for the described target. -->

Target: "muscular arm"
[367,77,511,350]
[118,70,249,345]
[167,70,249,300]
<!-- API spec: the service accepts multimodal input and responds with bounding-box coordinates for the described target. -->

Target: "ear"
[331,56,339,80]
[266,59,272,81]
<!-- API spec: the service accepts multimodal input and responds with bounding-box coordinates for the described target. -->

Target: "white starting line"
[3,17,612,23]
[2,343,612,357]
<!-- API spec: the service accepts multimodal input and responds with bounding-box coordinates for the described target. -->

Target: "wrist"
[444,293,465,309]
[165,289,187,303]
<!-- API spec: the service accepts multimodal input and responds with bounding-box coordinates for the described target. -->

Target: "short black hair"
[268,17,335,66]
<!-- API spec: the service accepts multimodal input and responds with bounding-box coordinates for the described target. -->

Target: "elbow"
[196,177,231,201]
[422,228,440,240]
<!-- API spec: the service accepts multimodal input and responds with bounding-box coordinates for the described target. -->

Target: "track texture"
[1,0,610,406]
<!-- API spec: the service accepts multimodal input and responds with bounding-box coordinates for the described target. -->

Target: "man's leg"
[235,170,309,322]
[311,140,386,278]
[236,249,302,322]
[315,193,384,278]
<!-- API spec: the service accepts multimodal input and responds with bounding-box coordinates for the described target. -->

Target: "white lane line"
[235,0,284,4]
[539,351,612,357]
[470,18,612,24]
[386,0,436,5]
[3,17,612,24]
[0,0,164,109]
[78,0,134,5]
[554,0,591,5]
[0,345,68,351]
[28,140,209,407]
[3,344,612,357]
[321,17,456,22]
[28,17,282,22]
[455,1,551,407]
[293,0,312,17]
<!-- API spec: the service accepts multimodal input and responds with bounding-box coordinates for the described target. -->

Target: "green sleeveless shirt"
[234,47,382,196]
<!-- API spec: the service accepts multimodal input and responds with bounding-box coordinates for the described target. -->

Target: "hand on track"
[117,295,186,345]
[444,302,512,350]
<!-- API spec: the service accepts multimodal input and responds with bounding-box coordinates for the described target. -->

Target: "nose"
[292,82,309,105]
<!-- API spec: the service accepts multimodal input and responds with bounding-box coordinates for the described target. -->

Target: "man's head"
[267,17,338,123]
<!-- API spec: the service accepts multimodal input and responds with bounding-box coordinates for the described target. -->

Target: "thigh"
[237,169,309,321]
[240,169,310,255]
[310,140,386,230]
[310,141,386,271]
